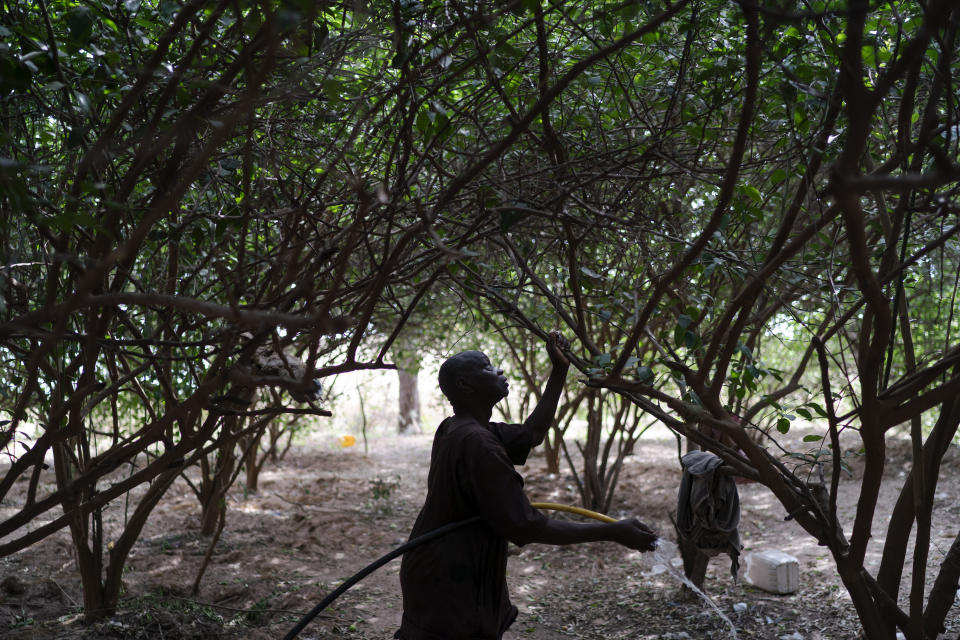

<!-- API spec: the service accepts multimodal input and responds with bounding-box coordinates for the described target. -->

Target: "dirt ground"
[2,426,959,640]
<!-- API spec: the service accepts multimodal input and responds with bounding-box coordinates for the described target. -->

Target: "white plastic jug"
[742,549,799,594]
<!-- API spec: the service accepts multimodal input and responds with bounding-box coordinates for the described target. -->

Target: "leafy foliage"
[1,0,960,637]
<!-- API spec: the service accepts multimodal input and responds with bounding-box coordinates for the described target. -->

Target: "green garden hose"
[282,502,616,639]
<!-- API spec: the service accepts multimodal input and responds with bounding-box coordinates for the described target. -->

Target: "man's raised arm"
[523,331,570,446]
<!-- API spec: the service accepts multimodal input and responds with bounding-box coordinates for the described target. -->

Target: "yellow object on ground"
[338,435,356,447]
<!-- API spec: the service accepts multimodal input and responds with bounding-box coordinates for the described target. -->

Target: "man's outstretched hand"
[611,517,658,552]
[546,331,570,368]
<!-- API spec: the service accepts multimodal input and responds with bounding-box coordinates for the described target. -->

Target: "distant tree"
[393,333,422,434]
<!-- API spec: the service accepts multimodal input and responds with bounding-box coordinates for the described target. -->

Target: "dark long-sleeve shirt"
[395,415,548,640]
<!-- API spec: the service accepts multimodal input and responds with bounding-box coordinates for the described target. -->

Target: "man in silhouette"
[396,332,657,640]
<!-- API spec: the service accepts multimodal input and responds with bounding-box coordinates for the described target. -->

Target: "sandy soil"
[1,426,959,639]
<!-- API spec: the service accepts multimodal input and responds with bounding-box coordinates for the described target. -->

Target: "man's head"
[438,350,509,410]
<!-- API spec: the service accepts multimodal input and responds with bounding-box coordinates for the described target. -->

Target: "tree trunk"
[837,561,897,640]
[52,440,109,620]
[102,467,180,615]
[543,432,561,474]
[678,533,710,590]
[581,392,603,510]
[199,388,253,534]
[243,431,261,493]
[397,367,420,433]
[200,440,236,535]
[269,421,283,462]
[924,531,960,639]
[877,396,960,630]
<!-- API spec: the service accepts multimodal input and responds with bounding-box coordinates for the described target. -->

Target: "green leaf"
[0,54,32,93]
[415,108,431,134]
[796,408,812,420]
[433,110,450,136]
[808,402,828,418]
[244,10,264,35]
[50,210,102,234]
[636,365,653,383]
[803,434,823,442]
[499,210,524,232]
[674,325,686,346]
[518,0,539,13]
[66,128,86,148]
[313,21,329,49]
[673,325,689,347]
[776,417,791,433]
[66,6,95,44]
[594,353,612,366]
[494,41,523,61]
[73,91,91,114]
[159,0,179,19]
[322,79,341,102]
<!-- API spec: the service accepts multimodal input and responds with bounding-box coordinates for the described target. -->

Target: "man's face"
[460,351,509,404]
